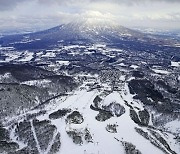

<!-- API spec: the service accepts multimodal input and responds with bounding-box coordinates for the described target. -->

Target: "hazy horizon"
[0,0,180,32]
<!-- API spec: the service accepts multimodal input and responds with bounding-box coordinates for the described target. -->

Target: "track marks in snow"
[30,120,42,154]
[30,120,60,154]
[44,131,59,154]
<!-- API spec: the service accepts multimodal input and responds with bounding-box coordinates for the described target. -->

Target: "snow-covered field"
[0,43,179,154]
[7,78,176,154]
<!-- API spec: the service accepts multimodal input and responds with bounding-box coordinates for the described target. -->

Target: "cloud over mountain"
[0,0,180,11]
[0,0,179,31]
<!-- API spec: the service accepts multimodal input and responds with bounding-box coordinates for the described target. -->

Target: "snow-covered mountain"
[0,20,180,154]
[0,19,177,50]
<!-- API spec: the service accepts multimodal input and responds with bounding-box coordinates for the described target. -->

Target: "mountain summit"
[0,20,145,49]
[0,17,180,154]
[31,19,140,43]
[0,19,176,50]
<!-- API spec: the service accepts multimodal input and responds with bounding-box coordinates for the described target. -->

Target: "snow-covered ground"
[171,61,180,67]
[18,51,34,62]
[29,81,177,154]
[0,43,179,154]
[152,69,170,75]
[130,65,139,69]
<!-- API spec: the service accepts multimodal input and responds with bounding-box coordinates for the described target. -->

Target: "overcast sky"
[0,0,180,32]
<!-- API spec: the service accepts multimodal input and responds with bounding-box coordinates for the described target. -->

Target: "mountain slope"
[0,19,180,154]
[0,19,176,50]
[1,74,179,154]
